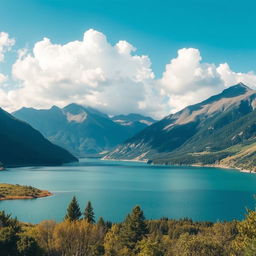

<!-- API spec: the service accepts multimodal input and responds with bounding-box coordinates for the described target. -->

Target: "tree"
[34,220,57,256]
[17,234,42,256]
[84,201,95,223]
[119,205,148,250]
[233,209,256,255]
[173,233,225,256]
[137,235,164,256]
[0,211,21,256]
[53,220,99,256]
[97,216,105,227]
[0,226,18,256]
[64,196,81,221]
[104,224,130,256]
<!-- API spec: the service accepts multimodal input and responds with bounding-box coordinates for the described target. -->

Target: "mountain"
[13,104,155,156]
[111,113,156,137]
[105,83,256,172]
[0,108,78,167]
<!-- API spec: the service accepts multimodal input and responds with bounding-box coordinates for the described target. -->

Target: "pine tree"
[119,205,148,249]
[84,201,95,223]
[64,196,81,221]
[97,216,105,227]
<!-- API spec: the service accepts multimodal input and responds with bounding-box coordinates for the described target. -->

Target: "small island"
[0,183,52,200]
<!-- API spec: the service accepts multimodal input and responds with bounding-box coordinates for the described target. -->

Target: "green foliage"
[17,234,42,256]
[136,235,165,256]
[0,226,18,256]
[2,203,256,255]
[233,209,256,255]
[0,211,42,256]
[84,201,95,223]
[120,205,148,250]
[172,233,225,256]
[64,196,82,221]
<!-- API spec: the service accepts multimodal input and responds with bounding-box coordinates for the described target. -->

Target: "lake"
[0,158,256,224]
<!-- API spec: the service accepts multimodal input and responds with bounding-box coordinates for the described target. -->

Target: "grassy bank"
[0,183,52,200]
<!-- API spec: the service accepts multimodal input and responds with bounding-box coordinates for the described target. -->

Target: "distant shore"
[102,157,147,163]
[190,163,255,174]
[102,158,255,174]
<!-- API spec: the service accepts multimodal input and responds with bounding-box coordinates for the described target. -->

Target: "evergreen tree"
[84,201,95,223]
[97,216,105,227]
[120,205,148,249]
[64,196,81,221]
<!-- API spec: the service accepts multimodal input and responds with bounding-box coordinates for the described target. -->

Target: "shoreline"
[101,157,147,163]
[102,158,255,174]
[190,163,255,174]
[0,183,53,201]
[0,190,53,201]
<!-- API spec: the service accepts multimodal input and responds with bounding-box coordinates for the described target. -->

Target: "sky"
[1,0,256,118]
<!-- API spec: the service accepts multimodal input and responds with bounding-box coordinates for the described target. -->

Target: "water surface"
[0,158,255,223]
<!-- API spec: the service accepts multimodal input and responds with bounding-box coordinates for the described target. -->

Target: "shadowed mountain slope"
[0,108,78,166]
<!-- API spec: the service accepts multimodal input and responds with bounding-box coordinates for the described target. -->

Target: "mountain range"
[105,83,256,172]
[13,104,156,157]
[0,108,77,167]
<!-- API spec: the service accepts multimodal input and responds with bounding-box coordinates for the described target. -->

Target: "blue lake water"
[0,158,256,224]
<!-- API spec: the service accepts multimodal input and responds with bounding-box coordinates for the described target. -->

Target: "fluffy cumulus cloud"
[159,48,256,113]
[217,63,256,88]
[9,29,168,117]
[1,29,256,118]
[159,48,225,112]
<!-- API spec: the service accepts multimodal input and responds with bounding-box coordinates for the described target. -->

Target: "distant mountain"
[111,113,156,137]
[13,104,155,156]
[105,83,256,172]
[0,108,77,167]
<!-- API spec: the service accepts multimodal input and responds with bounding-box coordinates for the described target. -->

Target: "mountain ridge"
[104,83,256,172]
[13,104,156,156]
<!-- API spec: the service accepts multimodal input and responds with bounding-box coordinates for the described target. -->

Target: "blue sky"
[1,0,256,117]
[1,0,256,76]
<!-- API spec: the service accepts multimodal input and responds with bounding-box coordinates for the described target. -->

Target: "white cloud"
[1,30,256,118]
[217,63,256,88]
[159,48,225,112]
[9,29,163,116]
[159,48,256,113]
[0,32,15,62]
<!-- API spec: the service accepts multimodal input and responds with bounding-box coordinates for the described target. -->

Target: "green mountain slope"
[0,108,78,167]
[105,83,256,171]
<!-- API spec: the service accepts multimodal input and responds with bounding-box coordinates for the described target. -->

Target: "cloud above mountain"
[10,29,166,117]
[1,29,256,118]
[160,48,225,112]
